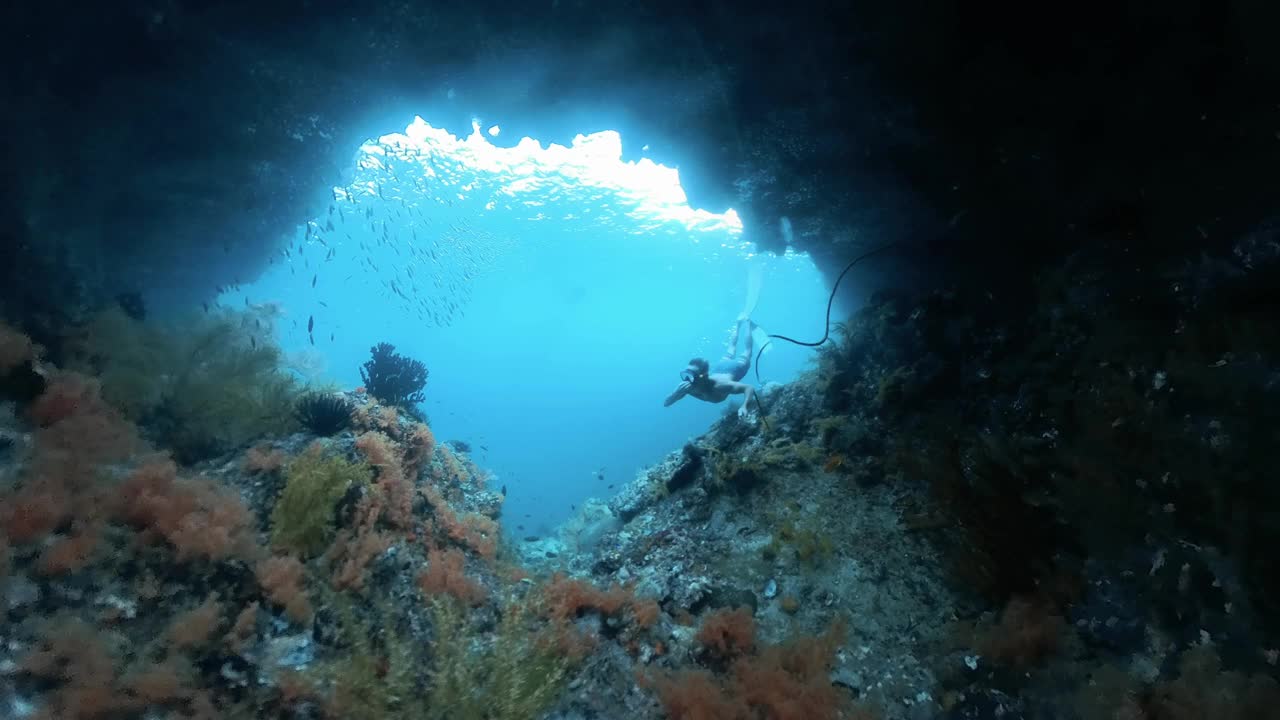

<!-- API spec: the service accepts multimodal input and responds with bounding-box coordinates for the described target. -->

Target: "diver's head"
[681,357,710,383]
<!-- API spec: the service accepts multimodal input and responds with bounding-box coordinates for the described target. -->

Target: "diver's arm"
[664,382,692,407]
[727,382,757,415]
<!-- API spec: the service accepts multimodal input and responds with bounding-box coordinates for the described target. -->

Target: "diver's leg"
[740,263,763,321]
[723,317,742,359]
[728,318,755,381]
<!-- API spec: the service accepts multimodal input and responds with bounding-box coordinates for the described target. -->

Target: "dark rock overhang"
[2,0,1276,307]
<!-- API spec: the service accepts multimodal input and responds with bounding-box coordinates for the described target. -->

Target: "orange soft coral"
[168,594,225,649]
[1,373,136,546]
[647,619,863,720]
[978,595,1065,669]
[418,546,486,605]
[355,430,414,528]
[696,607,756,659]
[543,573,633,622]
[401,422,436,480]
[243,443,287,474]
[255,555,313,624]
[645,669,747,720]
[36,522,103,576]
[116,460,258,562]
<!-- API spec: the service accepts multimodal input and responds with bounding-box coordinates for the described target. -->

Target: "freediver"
[663,265,764,419]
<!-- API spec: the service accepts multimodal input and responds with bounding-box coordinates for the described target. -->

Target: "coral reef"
[1,226,1277,720]
[359,342,428,413]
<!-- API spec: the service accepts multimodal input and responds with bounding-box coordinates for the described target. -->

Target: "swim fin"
[751,321,772,355]
[740,263,763,320]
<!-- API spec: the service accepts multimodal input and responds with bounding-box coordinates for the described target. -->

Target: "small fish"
[309,333,315,346]
[250,337,256,349]
[318,301,328,307]
[517,524,525,530]
[523,536,540,542]
[202,302,209,313]
[500,484,507,496]
[307,315,314,333]
[330,333,334,341]
[311,274,317,288]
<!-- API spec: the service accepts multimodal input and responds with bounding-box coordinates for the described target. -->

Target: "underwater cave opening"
[227,115,835,533]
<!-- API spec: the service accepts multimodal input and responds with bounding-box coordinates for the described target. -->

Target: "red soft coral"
[401,422,436,480]
[1,487,68,543]
[646,669,748,720]
[543,572,633,622]
[355,431,415,528]
[978,595,1064,669]
[115,459,257,562]
[418,546,486,605]
[168,594,226,649]
[20,618,132,719]
[696,607,756,660]
[1,372,136,545]
[648,619,867,720]
[36,522,103,576]
[256,555,313,623]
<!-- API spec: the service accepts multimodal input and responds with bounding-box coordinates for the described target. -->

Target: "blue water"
[225,118,830,533]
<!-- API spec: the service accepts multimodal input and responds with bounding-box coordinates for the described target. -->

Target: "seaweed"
[425,594,572,720]
[271,445,373,557]
[65,308,302,463]
[320,593,427,720]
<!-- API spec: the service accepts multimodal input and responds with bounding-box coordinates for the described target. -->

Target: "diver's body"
[664,315,759,418]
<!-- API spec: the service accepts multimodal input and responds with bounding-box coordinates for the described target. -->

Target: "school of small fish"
[264,137,516,344]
